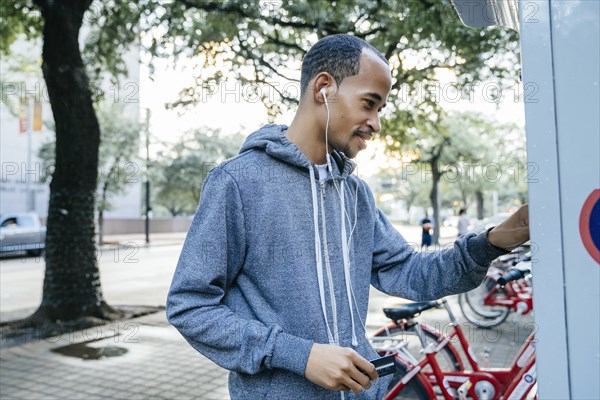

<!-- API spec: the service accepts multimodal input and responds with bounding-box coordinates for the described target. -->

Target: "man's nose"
[367,114,381,133]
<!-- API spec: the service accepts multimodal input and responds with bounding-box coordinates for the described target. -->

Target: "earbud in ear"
[320,88,328,106]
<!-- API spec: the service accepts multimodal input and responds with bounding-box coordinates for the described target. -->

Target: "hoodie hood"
[239,124,357,180]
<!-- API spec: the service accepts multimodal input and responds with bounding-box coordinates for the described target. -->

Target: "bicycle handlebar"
[497,268,530,286]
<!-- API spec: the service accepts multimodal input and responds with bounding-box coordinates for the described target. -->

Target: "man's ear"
[311,73,337,104]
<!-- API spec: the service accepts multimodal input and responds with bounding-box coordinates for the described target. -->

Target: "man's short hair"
[300,34,388,98]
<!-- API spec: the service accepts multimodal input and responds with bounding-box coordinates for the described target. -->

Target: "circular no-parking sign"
[579,189,600,264]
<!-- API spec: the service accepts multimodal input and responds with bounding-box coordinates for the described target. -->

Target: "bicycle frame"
[383,299,537,400]
[372,320,465,371]
[483,275,533,315]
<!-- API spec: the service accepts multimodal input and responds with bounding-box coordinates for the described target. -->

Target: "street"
[0,225,458,317]
[1,243,183,316]
[0,242,412,330]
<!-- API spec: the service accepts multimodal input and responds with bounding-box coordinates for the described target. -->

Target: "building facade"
[1,33,142,221]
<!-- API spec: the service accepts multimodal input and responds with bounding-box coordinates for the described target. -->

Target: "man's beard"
[345,129,373,158]
[331,129,373,159]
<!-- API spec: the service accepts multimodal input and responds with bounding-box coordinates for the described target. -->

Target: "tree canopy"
[79,0,519,122]
[151,128,244,216]
[0,0,521,327]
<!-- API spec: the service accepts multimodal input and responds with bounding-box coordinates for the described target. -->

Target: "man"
[420,212,433,250]
[457,208,471,237]
[166,34,529,399]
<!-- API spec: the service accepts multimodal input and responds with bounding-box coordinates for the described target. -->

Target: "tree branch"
[179,0,316,30]
[392,62,454,91]
[384,42,397,60]
[239,68,299,105]
[237,40,299,83]
[265,31,307,55]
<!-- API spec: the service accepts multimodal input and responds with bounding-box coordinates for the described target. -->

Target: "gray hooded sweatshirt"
[166,124,507,400]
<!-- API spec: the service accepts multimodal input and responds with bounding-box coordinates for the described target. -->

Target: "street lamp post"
[144,109,151,244]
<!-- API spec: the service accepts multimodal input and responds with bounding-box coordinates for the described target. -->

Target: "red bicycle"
[458,256,533,328]
[370,297,537,399]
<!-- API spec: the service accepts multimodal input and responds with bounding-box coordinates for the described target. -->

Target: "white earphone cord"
[321,88,334,175]
[322,88,369,341]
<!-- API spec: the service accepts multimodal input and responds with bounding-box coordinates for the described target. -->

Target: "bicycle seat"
[383,300,439,321]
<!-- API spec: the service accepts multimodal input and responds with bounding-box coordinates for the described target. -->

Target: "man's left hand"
[487,204,530,251]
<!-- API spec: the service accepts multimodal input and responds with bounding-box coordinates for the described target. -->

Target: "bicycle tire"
[373,325,461,372]
[458,277,511,329]
[385,359,430,400]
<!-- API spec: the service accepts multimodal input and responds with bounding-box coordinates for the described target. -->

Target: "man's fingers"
[349,366,373,390]
[352,354,379,382]
[333,384,352,392]
[305,344,382,394]
[342,374,365,394]
[517,204,529,227]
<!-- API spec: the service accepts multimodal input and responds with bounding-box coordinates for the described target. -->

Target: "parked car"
[0,212,46,256]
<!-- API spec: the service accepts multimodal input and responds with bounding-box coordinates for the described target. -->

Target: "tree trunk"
[430,161,441,245]
[459,183,468,209]
[29,0,118,323]
[476,190,485,220]
[98,179,110,246]
[405,194,414,221]
[98,210,104,246]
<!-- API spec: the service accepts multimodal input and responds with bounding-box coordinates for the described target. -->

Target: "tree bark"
[458,182,468,209]
[476,190,485,220]
[29,0,118,323]
[98,210,104,246]
[430,161,441,245]
[405,193,414,220]
[98,178,111,246]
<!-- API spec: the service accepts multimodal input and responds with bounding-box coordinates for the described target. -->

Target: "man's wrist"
[466,227,510,267]
[487,227,511,252]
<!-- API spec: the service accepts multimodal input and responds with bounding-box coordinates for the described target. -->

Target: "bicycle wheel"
[373,325,461,372]
[458,278,510,328]
[385,360,430,400]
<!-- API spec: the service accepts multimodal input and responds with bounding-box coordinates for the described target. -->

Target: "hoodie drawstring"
[309,166,336,345]
[319,179,341,345]
[309,166,359,348]
[339,180,359,347]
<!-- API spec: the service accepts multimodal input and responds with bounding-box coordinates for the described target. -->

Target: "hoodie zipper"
[320,180,326,199]
[319,176,339,344]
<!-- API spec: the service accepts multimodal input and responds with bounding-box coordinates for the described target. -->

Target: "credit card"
[369,355,396,377]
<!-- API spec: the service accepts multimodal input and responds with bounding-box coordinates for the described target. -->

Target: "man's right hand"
[304,343,379,394]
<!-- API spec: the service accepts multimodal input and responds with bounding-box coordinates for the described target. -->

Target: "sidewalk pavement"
[1,311,231,400]
[0,300,534,400]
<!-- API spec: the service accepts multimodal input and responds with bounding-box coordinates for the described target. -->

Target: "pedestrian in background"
[420,212,433,250]
[457,208,470,237]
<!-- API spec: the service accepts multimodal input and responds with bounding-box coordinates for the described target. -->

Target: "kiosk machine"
[452,0,599,398]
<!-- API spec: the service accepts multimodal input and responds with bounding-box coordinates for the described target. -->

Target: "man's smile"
[354,130,373,150]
